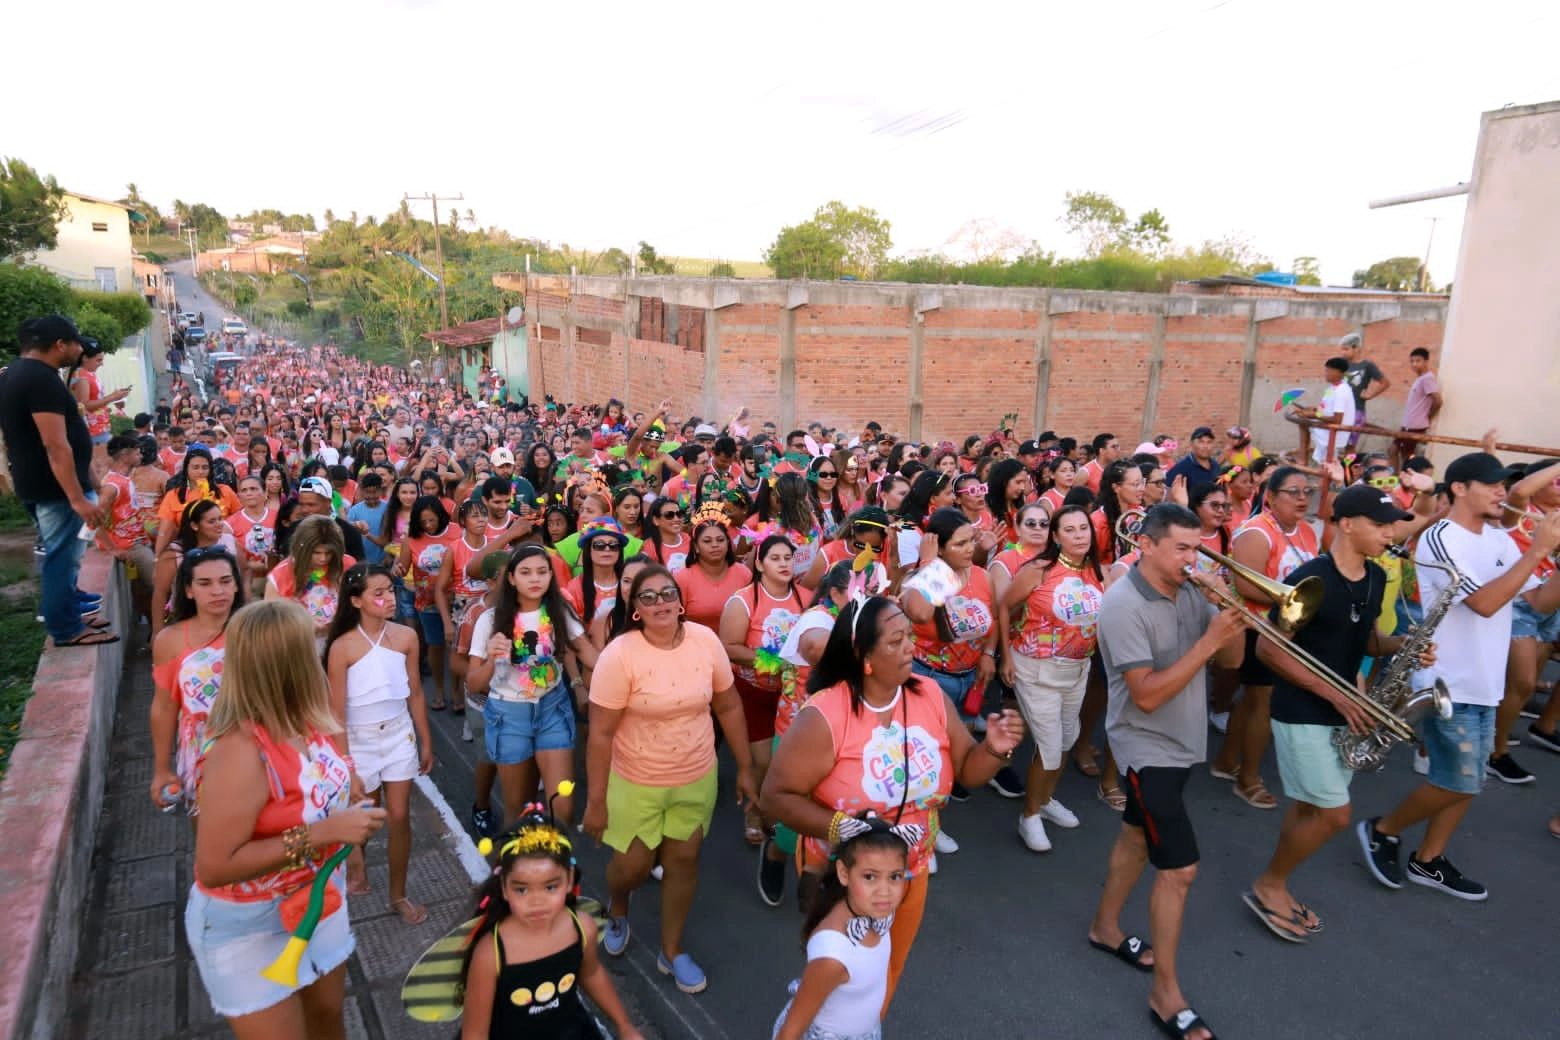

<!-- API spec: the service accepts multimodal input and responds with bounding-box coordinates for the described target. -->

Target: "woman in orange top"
[760,596,1024,1009]
[187,600,385,1033]
[951,473,997,564]
[396,496,460,709]
[675,506,751,631]
[226,475,277,599]
[583,566,756,993]
[1001,504,1104,852]
[1220,463,1258,536]
[983,460,1034,550]
[721,534,808,846]
[265,515,353,651]
[1037,456,1078,516]
[1210,465,1318,810]
[1090,461,1146,568]
[68,339,127,474]
[154,449,242,556]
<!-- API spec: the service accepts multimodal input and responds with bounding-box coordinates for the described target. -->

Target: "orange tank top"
[1013,559,1104,660]
[1233,511,1318,611]
[910,566,994,674]
[730,583,805,690]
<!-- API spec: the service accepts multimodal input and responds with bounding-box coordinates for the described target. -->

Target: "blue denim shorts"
[393,579,416,623]
[1511,598,1560,642]
[185,874,354,1017]
[417,607,446,647]
[483,682,575,765]
[1419,703,1494,796]
[911,660,979,719]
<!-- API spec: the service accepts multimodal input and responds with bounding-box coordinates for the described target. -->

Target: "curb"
[0,553,127,1040]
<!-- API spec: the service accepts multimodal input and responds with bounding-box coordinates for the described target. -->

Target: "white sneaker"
[928,853,939,875]
[1038,799,1080,829]
[1413,751,1429,776]
[934,829,959,854]
[1018,813,1052,852]
[650,865,664,881]
[461,716,473,743]
[1209,710,1230,734]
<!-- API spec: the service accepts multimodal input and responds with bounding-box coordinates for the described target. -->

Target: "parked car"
[221,317,248,336]
[184,326,207,346]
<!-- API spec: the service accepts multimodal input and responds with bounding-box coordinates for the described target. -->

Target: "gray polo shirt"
[1098,565,1216,772]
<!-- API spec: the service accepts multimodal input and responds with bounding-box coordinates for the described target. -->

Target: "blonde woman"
[188,600,386,1038]
[266,515,355,649]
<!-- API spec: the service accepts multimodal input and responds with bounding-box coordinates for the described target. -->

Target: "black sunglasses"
[634,587,681,605]
[659,509,685,520]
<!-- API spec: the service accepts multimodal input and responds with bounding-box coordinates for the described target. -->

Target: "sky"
[9,0,1558,286]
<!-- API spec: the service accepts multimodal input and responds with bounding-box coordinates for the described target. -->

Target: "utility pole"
[184,228,199,274]
[403,191,462,328]
[1420,217,1440,292]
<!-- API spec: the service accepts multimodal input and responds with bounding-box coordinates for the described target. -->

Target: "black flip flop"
[1152,1007,1217,1040]
[1242,890,1307,944]
[1089,935,1154,972]
[1293,902,1324,934]
[54,629,121,648]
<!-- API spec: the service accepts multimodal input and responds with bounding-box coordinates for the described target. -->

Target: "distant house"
[30,191,139,294]
[196,233,317,275]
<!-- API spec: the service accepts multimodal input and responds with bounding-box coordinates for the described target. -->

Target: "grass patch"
[0,495,31,534]
[670,257,772,278]
[0,563,43,779]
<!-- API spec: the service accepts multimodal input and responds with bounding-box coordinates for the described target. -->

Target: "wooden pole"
[1284,414,1560,459]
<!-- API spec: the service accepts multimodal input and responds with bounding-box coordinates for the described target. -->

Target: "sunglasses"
[959,483,989,496]
[589,541,621,553]
[816,470,838,478]
[634,587,681,606]
[1019,518,1050,529]
[658,509,685,520]
[1367,475,1400,490]
[184,546,231,564]
[1207,501,1233,512]
[849,539,881,554]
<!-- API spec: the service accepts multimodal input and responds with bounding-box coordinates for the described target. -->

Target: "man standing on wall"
[1338,333,1390,448]
[0,316,117,647]
[1393,347,1442,468]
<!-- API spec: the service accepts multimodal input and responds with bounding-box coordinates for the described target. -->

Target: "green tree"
[709,262,737,278]
[1293,256,1322,286]
[1061,190,1128,257]
[0,158,68,259]
[0,262,72,357]
[70,303,121,351]
[1353,256,1427,292]
[636,241,674,275]
[1127,208,1171,257]
[765,201,892,280]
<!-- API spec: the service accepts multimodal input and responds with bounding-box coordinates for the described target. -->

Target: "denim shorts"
[1512,598,1560,642]
[91,430,112,445]
[911,660,979,719]
[185,874,354,1017]
[1419,703,1494,795]
[483,682,575,765]
[393,579,416,624]
[417,607,446,648]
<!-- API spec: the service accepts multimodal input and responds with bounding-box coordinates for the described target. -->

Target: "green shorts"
[1271,720,1353,809]
[603,766,717,853]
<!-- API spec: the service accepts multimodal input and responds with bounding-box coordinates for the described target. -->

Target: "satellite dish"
[506,305,524,325]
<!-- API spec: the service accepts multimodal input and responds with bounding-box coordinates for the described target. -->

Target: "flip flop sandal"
[1208,766,1238,782]
[1097,785,1126,812]
[1152,1007,1218,1040]
[1089,935,1154,972]
[1073,753,1102,779]
[1234,782,1278,809]
[54,629,121,648]
[1241,890,1307,944]
[1293,903,1323,934]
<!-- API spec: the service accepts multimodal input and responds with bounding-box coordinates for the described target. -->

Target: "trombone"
[1114,514,1416,744]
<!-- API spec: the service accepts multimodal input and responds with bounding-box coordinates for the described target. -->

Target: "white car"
[221,317,248,336]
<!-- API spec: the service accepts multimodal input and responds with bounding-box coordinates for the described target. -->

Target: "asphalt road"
[416,681,1560,1040]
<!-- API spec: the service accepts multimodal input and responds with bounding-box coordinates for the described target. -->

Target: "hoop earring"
[678,605,686,615]
[632,611,641,621]
[864,662,874,676]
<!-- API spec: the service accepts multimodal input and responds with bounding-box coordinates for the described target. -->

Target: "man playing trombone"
[1088,504,1247,1040]
[1242,485,1424,943]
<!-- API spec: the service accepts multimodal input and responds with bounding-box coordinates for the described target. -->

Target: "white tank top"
[345,625,412,724]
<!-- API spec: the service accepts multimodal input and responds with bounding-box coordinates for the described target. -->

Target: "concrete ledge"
[0,551,128,1040]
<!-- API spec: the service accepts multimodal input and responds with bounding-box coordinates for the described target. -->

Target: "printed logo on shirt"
[943,594,993,644]
[860,721,942,809]
[1050,576,1103,638]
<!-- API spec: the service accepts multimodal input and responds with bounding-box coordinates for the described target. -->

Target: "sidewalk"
[68,659,485,1040]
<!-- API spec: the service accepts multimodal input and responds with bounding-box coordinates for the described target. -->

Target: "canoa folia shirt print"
[861,720,942,810]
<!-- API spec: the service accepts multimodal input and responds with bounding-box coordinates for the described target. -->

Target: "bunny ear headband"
[834,811,926,850]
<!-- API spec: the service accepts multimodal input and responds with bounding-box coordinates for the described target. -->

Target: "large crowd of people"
[4,310,1559,1040]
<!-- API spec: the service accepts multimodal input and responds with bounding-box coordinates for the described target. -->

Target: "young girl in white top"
[772,814,918,1040]
[324,562,434,923]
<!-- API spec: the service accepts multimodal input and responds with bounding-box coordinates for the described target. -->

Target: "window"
[91,222,109,233]
[94,267,118,292]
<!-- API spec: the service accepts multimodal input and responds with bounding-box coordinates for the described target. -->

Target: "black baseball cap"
[1190,426,1215,440]
[17,314,84,349]
[1018,440,1042,456]
[1331,484,1413,523]
[1444,451,1519,488]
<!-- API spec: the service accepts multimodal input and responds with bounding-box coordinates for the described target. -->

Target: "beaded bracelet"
[281,824,317,868]
[827,811,846,845]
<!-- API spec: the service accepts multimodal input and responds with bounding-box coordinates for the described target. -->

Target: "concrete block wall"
[521,276,1448,449]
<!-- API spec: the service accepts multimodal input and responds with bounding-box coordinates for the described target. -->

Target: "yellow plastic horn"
[556,779,576,798]
[260,936,309,987]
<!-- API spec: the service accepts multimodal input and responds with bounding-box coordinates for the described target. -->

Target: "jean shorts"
[1512,598,1560,642]
[911,660,979,719]
[1419,703,1494,796]
[417,607,446,648]
[483,682,575,765]
[393,579,416,624]
[185,874,354,1017]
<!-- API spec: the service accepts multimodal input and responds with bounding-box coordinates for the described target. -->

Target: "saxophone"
[1332,546,1458,772]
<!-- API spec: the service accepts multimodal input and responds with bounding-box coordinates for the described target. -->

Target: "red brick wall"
[525,285,1446,450]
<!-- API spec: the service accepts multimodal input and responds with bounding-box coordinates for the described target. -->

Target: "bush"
[286,299,311,318]
[72,289,152,342]
[0,262,73,358]
[70,303,123,352]
[709,262,736,278]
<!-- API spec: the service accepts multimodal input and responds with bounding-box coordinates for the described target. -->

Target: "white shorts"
[1011,654,1091,770]
[348,712,419,792]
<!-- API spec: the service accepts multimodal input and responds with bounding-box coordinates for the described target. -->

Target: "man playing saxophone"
[1243,485,1427,943]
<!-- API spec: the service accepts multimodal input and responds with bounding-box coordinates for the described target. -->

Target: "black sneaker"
[1406,854,1488,902]
[756,836,785,908]
[1486,753,1534,785]
[986,766,1025,799]
[471,805,499,839]
[1527,725,1560,754]
[1356,817,1403,890]
[949,782,971,803]
[1520,696,1546,719]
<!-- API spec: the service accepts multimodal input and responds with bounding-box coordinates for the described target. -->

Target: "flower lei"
[511,604,559,688]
